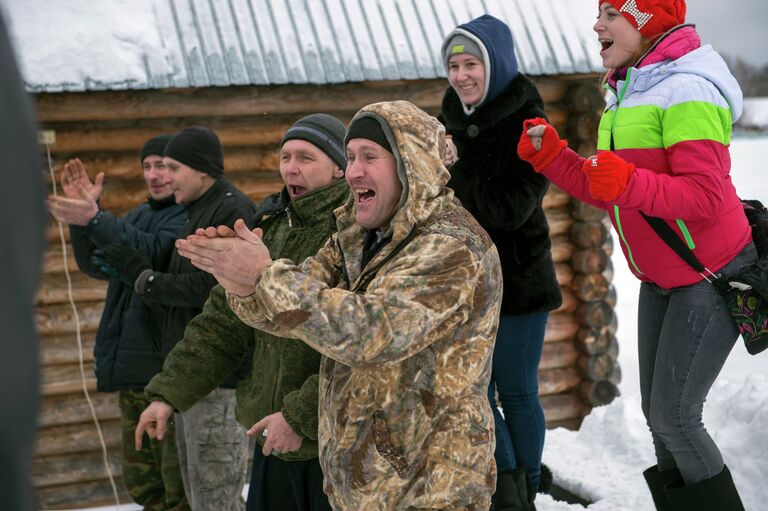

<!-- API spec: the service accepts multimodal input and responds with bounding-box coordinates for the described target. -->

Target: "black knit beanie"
[164,126,224,179]
[280,114,347,169]
[344,117,392,153]
[140,133,173,162]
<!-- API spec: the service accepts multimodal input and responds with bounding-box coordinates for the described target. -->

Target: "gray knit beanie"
[443,34,484,67]
[280,114,347,169]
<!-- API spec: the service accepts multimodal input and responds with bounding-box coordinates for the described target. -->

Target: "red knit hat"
[602,0,686,38]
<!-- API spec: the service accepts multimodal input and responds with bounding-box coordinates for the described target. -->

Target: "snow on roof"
[1,0,603,93]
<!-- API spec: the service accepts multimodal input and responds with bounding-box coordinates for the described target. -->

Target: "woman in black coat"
[440,14,562,509]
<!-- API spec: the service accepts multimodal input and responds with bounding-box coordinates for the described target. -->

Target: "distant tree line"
[723,55,768,97]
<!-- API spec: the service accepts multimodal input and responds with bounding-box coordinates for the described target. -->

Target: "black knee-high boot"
[664,465,744,511]
[642,465,681,511]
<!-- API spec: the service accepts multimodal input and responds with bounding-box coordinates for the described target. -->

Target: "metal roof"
[4,0,603,93]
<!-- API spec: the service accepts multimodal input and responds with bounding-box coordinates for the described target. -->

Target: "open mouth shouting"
[289,184,308,198]
[355,187,376,206]
[599,38,614,54]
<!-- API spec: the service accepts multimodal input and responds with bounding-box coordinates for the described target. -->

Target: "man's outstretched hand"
[176,219,273,297]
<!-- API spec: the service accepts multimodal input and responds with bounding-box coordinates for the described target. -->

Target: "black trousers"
[246,445,331,511]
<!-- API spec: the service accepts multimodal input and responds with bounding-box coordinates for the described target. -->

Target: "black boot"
[643,465,681,511]
[664,465,745,511]
[492,468,535,511]
[538,464,553,495]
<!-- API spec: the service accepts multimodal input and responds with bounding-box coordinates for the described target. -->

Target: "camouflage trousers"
[175,387,248,511]
[119,389,190,511]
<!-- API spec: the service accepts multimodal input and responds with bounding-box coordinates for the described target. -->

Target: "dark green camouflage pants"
[120,389,190,510]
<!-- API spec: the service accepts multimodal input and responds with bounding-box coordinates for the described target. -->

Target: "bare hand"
[526,125,546,151]
[247,412,303,456]
[176,219,271,296]
[47,185,99,226]
[135,401,174,450]
[443,134,459,167]
[61,158,104,201]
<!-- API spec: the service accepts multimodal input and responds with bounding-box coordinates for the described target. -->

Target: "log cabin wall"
[33,74,612,508]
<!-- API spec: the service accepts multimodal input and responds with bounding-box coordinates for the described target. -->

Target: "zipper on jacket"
[608,69,645,275]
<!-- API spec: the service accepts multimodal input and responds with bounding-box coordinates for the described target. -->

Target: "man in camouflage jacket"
[138,114,350,510]
[176,101,503,510]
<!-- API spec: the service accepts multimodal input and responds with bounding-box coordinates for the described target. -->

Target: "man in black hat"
[47,135,189,510]
[102,126,256,511]
[136,114,349,511]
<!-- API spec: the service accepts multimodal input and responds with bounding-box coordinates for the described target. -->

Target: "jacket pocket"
[372,409,409,478]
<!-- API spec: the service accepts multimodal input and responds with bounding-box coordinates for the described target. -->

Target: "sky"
[686,0,767,67]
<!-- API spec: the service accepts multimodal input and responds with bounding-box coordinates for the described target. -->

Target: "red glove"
[517,118,568,172]
[582,152,636,201]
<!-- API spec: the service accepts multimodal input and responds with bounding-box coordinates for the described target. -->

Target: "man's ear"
[333,166,344,179]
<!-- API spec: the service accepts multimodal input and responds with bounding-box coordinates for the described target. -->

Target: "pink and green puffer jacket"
[542,25,751,288]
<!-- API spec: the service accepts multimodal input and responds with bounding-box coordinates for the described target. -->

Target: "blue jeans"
[488,312,548,488]
[638,243,757,484]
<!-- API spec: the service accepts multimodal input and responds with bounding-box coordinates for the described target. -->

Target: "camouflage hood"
[334,101,455,283]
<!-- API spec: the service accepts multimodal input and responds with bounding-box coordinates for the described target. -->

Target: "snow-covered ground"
[67,135,768,511]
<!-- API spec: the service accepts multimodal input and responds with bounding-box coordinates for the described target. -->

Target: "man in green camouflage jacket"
[176,101,503,510]
[137,114,349,510]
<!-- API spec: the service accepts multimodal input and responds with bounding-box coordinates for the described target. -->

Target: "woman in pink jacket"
[517,1,754,510]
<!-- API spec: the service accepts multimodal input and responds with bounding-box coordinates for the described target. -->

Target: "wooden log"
[36,301,104,336]
[35,79,571,123]
[31,448,122,488]
[545,208,573,237]
[576,326,616,356]
[605,284,617,308]
[39,332,96,366]
[38,479,130,510]
[36,271,107,305]
[577,352,616,381]
[554,263,574,287]
[567,111,600,142]
[41,362,98,397]
[553,287,578,314]
[43,245,83,274]
[609,361,622,386]
[576,300,615,328]
[570,220,608,248]
[46,118,293,153]
[543,312,579,343]
[546,417,582,430]
[38,392,120,428]
[541,392,586,423]
[579,379,620,407]
[564,82,605,114]
[540,341,579,370]
[550,235,576,263]
[35,420,121,456]
[571,200,607,222]
[539,367,580,395]
[571,273,610,303]
[542,185,571,210]
[49,146,281,183]
[571,247,610,274]
[602,257,615,283]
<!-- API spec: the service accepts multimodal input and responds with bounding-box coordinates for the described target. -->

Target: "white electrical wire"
[46,144,122,510]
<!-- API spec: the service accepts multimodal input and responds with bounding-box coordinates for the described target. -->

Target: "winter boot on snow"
[491,468,536,511]
[664,465,745,511]
[643,465,681,511]
[538,464,553,495]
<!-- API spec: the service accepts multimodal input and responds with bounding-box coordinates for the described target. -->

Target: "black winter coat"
[138,179,256,387]
[441,73,562,315]
[71,196,187,391]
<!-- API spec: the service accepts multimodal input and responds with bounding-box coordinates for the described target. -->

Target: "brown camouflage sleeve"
[228,232,485,368]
